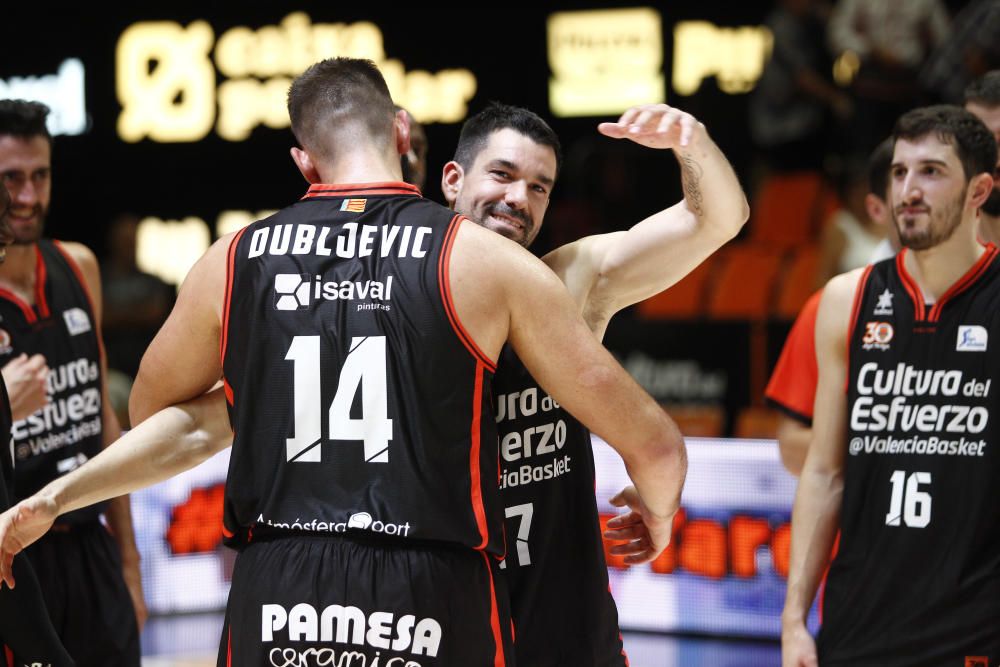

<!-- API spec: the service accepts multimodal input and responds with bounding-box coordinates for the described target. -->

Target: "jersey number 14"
[284,335,393,463]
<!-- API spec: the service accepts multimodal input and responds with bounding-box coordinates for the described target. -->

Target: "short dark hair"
[454,103,562,177]
[893,105,997,180]
[0,99,51,144]
[867,137,894,199]
[287,58,395,158]
[964,71,1000,107]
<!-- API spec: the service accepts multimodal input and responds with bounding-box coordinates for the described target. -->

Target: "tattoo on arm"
[679,154,704,216]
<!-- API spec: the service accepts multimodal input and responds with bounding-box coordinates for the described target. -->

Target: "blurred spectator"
[814,155,887,286]
[921,0,1000,104]
[101,213,173,381]
[829,0,950,153]
[964,70,1000,243]
[750,0,852,172]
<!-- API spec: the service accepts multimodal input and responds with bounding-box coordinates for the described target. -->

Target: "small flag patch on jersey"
[341,198,367,212]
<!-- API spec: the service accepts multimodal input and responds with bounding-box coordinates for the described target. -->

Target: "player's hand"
[603,485,674,564]
[121,557,148,629]
[0,495,59,589]
[598,104,704,150]
[2,353,50,420]
[781,620,819,667]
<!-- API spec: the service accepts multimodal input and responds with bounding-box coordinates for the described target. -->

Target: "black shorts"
[219,534,514,667]
[25,521,139,667]
[0,555,74,667]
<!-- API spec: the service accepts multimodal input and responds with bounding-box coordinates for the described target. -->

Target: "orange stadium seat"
[706,244,784,319]
[662,403,725,438]
[749,171,840,248]
[734,406,780,439]
[773,244,820,319]
[636,255,715,319]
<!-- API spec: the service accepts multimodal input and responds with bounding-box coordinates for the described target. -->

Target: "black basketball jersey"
[819,248,1000,666]
[222,183,504,556]
[0,240,105,523]
[0,379,13,507]
[495,347,626,666]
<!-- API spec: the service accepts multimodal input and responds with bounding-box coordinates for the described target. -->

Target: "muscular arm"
[0,388,232,587]
[129,235,230,425]
[61,241,147,626]
[543,104,748,337]
[451,222,687,559]
[781,270,862,665]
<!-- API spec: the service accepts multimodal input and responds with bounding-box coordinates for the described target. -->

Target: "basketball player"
[0,99,143,666]
[0,182,73,667]
[964,70,1000,243]
[442,102,748,665]
[0,58,687,666]
[782,105,999,666]
[765,138,895,475]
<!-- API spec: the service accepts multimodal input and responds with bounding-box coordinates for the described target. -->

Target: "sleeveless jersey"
[0,379,12,506]
[819,248,1000,665]
[221,182,504,556]
[496,347,626,666]
[0,240,105,523]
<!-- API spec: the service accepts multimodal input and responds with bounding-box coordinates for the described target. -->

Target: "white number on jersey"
[285,335,393,463]
[885,470,931,528]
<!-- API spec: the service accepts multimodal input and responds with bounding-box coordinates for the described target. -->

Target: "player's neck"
[0,242,39,302]
[978,213,1000,246]
[314,150,404,187]
[903,223,986,302]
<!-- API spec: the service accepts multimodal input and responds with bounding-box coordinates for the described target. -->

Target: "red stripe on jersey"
[53,241,107,365]
[480,551,506,667]
[4,644,13,667]
[301,182,422,199]
[227,626,232,667]
[927,243,998,322]
[223,378,234,406]
[33,246,50,319]
[220,228,249,366]
[895,250,927,321]
[469,361,489,549]
[438,215,497,372]
[845,265,874,392]
[0,287,36,323]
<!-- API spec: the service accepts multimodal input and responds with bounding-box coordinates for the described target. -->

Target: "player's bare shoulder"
[817,267,869,351]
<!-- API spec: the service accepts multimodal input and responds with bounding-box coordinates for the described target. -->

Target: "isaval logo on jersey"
[63,307,92,335]
[862,321,894,351]
[274,273,394,312]
[873,288,894,315]
[274,274,312,311]
[956,325,987,352]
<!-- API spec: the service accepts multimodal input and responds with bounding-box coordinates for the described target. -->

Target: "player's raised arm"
[542,103,748,335]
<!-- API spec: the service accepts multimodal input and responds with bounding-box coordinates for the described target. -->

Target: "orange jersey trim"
[301,181,421,199]
[469,361,489,549]
[480,551,506,667]
[33,246,50,319]
[927,243,998,322]
[220,227,248,368]
[438,215,497,372]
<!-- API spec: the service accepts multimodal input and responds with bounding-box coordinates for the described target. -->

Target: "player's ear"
[290,147,320,184]
[442,161,464,207]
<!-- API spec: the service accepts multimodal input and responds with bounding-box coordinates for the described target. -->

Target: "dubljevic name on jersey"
[247,222,433,260]
[849,361,990,457]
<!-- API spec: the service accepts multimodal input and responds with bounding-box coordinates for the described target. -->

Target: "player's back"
[221,182,503,555]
